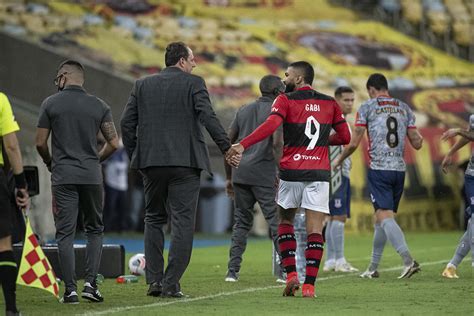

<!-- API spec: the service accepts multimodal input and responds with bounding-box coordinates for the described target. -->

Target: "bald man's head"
[55,60,85,89]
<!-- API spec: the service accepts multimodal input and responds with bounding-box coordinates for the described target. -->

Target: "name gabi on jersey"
[305,104,320,111]
[375,107,405,115]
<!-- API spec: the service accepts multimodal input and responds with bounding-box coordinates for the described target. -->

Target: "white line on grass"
[80,259,448,316]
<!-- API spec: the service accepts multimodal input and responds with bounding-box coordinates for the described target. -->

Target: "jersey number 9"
[305,116,320,150]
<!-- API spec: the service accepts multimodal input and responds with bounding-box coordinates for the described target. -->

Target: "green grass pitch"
[6,231,472,315]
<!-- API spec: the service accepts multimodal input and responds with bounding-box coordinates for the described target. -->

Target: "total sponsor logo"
[293,154,321,161]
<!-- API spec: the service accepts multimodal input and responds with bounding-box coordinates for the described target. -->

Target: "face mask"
[54,73,67,91]
[58,77,66,91]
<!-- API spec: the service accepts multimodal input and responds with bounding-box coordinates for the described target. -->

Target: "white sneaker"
[359,270,379,279]
[323,260,336,272]
[335,262,359,272]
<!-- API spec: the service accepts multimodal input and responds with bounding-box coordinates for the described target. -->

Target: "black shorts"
[0,169,13,238]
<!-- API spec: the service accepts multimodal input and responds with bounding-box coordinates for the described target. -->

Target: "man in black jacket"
[121,42,238,298]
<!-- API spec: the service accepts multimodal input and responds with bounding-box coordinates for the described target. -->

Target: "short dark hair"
[334,86,354,98]
[289,61,314,85]
[57,59,84,73]
[366,73,388,90]
[165,42,189,67]
[259,75,284,96]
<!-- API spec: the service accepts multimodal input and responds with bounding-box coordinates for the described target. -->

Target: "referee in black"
[0,92,29,316]
[224,75,285,282]
[36,60,119,304]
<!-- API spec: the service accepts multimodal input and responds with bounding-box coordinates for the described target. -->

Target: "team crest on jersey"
[471,197,474,205]
[334,199,342,208]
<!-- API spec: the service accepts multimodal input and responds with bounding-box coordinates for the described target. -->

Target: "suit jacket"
[120,67,230,174]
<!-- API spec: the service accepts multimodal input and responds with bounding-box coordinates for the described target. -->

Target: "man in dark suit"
[121,42,238,298]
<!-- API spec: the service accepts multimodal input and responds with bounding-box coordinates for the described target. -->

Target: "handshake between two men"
[226,144,244,168]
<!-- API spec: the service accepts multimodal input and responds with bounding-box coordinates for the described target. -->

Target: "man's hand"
[16,188,30,209]
[225,180,234,199]
[332,157,342,171]
[441,154,453,174]
[441,128,460,141]
[225,144,244,167]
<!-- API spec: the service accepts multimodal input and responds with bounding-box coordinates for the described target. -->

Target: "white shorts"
[277,180,330,214]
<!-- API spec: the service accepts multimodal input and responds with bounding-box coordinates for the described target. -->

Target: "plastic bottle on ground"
[116,275,138,284]
[294,209,307,283]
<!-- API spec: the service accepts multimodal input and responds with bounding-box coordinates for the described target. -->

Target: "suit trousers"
[228,183,279,272]
[141,166,201,293]
[52,184,103,292]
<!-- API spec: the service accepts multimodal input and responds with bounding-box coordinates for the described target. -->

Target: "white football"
[129,253,146,276]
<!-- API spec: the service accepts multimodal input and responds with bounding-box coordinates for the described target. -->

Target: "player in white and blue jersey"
[324,86,359,273]
[440,114,474,277]
[334,73,423,279]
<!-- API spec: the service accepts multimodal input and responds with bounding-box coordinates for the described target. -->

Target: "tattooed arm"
[333,125,366,169]
[99,119,119,162]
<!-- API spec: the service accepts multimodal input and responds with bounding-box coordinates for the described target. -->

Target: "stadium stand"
[338,0,474,61]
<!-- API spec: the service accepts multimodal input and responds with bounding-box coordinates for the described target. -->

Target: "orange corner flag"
[16,218,59,298]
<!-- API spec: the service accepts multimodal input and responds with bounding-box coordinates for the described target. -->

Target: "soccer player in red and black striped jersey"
[226,61,350,298]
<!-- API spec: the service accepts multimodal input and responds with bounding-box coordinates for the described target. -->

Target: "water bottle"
[294,209,307,283]
[95,274,104,284]
[272,244,284,280]
[116,275,138,284]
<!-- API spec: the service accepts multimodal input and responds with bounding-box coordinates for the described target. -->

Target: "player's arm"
[457,129,474,141]
[442,128,474,142]
[225,114,283,161]
[329,102,351,145]
[329,121,351,145]
[99,119,119,162]
[35,127,52,171]
[5,132,29,207]
[441,136,470,174]
[405,104,422,150]
[333,125,366,169]
[407,128,423,150]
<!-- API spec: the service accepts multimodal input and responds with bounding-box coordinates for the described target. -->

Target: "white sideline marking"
[79,259,448,316]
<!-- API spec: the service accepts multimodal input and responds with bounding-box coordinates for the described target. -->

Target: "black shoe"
[398,260,421,279]
[6,310,22,316]
[147,282,162,297]
[82,282,104,302]
[60,290,79,304]
[224,269,239,282]
[161,290,187,298]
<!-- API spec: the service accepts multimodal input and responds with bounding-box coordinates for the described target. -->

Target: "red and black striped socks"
[304,233,324,285]
[277,224,297,278]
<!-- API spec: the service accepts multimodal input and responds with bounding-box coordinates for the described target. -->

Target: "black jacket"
[120,67,230,173]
